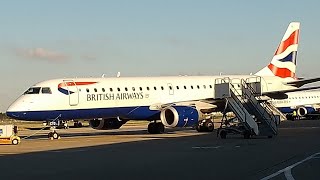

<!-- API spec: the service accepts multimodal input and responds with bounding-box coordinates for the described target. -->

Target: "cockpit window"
[24,87,41,94]
[41,87,52,94]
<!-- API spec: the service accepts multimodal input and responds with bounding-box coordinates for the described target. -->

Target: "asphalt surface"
[0,120,320,180]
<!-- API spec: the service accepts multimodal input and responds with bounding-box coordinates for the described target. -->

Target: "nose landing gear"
[48,130,60,140]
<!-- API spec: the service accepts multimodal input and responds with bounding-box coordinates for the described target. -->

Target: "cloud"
[15,48,68,61]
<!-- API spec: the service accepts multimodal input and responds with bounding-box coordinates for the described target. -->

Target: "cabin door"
[230,78,242,95]
[167,83,174,95]
[63,80,79,106]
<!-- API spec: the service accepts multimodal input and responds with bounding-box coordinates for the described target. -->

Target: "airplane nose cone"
[6,101,27,120]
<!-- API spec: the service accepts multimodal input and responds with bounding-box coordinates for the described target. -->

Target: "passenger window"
[203,85,206,89]
[117,88,120,92]
[132,87,135,91]
[147,87,150,91]
[184,86,187,89]
[176,86,179,90]
[125,87,128,91]
[169,86,172,90]
[86,88,89,93]
[41,87,52,94]
[94,88,97,92]
[209,85,212,88]
[154,86,157,90]
[197,85,200,89]
[102,88,105,92]
[110,88,113,92]
[161,86,164,90]
[139,87,142,91]
[191,86,193,89]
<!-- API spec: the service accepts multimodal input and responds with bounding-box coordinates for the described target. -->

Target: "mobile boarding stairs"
[215,77,281,139]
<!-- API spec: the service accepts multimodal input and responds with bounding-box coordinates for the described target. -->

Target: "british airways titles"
[87,92,144,101]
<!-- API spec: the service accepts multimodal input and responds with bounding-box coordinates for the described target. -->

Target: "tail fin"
[255,22,300,79]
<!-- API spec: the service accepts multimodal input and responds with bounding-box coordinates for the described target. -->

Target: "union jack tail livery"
[255,22,300,79]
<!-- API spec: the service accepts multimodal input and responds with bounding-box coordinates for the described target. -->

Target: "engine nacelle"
[160,106,199,128]
[297,107,316,117]
[89,118,126,130]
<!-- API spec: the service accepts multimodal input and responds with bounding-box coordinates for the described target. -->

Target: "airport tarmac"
[0,120,320,180]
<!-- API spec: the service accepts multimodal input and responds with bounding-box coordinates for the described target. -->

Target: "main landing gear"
[196,119,214,132]
[148,121,165,134]
[73,121,83,128]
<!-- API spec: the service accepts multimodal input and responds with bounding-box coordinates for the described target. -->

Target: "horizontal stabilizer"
[263,86,320,99]
[285,77,320,87]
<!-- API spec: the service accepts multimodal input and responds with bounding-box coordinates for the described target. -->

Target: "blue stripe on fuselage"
[6,106,160,121]
[278,107,294,113]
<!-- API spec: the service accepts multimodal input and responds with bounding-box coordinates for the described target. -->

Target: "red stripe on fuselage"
[75,82,97,86]
[274,30,299,55]
[58,82,97,88]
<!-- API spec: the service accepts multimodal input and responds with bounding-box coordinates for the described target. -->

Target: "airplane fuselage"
[6,75,295,121]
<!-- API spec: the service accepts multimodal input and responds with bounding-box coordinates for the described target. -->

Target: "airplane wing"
[285,77,320,87]
[262,86,320,99]
[149,98,225,113]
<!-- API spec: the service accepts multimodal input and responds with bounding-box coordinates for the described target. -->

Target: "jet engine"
[89,118,126,130]
[297,107,316,117]
[160,106,199,127]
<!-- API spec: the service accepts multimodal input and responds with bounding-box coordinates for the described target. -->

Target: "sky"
[1,0,320,112]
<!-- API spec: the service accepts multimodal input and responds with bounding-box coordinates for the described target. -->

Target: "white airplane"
[270,90,320,120]
[6,22,320,138]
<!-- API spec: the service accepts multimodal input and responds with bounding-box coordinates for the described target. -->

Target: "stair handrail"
[215,78,249,128]
[228,82,256,131]
[241,79,277,133]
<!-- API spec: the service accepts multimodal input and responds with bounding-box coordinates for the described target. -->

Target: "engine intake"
[160,106,199,127]
[297,107,316,117]
[89,118,126,130]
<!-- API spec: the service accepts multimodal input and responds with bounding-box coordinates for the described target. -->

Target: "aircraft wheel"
[156,122,165,133]
[74,122,83,128]
[205,120,214,132]
[196,121,206,132]
[12,139,19,145]
[219,130,227,139]
[52,132,60,139]
[48,132,53,139]
[148,123,156,134]
[148,122,164,134]
[78,122,83,127]
[196,125,202,132]
[286,114,292,121]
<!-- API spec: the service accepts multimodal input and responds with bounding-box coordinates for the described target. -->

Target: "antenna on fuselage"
[102,74,106,78]
[117,72,121,78]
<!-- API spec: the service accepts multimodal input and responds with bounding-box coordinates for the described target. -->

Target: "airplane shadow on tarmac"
[21,126,197,140]
[1,123,320,180]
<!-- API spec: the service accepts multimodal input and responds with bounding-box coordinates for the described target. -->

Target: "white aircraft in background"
[6,22,320,139]
[270,90,320,120]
